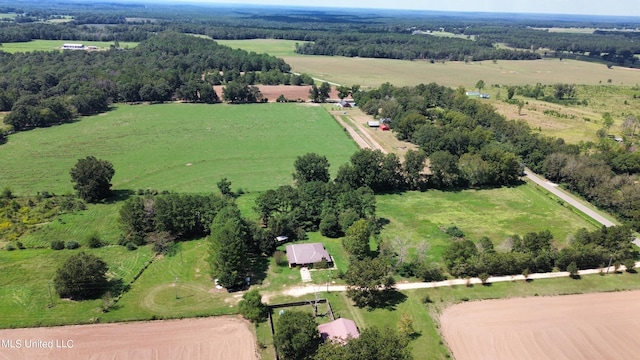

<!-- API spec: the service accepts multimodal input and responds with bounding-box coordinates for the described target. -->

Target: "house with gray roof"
[285,243,332,268]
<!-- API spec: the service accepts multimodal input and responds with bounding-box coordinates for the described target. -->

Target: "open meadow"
[376,185,598,261]
[0,102,358,196]
[0,40,138,53]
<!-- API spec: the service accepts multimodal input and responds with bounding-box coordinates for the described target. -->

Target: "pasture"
[0,40,138,53]
[215,38,305,57]
[376,185,597,261]
[0,103,358,196]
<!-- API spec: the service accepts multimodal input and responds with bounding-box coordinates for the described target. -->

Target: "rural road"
[523,169,640,247]
[278,261,640,298]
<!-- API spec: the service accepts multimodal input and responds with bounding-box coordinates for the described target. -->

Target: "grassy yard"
[0,245,153,328]
[376,185,597,261]
[0,40,138,53]
[0,103,358,196]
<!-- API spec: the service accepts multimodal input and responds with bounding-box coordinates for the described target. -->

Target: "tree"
[208,205,249,289]
[344,257,395,308]
[475,79,485,91]
[217,177,234,197]
[513,100,524,115]
[274,311,321,360]
[507,87,515,100]
[336,85,351,99]
[428,151,460,188]
[309,84,320,103]
[602,112,614,130]
[342,219,371,260]
[567,261,579,279]
[397,313,415,338]
[293,153,330,184]
[54,252,109,300]
[238,289,268,323]
[70,156,115,203]
[403,149,427,189]
[319,82,331,103]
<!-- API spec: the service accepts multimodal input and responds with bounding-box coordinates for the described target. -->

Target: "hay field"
[440,290,640,360]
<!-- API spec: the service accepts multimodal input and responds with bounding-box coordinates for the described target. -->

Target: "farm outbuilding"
[367,121,380,127]
[62,43,85,50]
[318,318,360,342]
[285,243,332,268]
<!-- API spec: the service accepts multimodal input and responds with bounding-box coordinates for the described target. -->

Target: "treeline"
[464,26,640,66]
[543,153,640,229]
[295,33,540,61]
[353,82,577,188]
[444,226,637,278]
[0,32,291,131]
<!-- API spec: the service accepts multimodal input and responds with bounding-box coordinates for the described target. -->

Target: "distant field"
[215,38,306,57]
[283,56,640,88]
[0,103,358,196]
[215,39,640,88]
[0,40,138,53]
[376,185,597,261]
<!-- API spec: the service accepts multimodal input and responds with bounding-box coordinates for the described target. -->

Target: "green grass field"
[0,40,138,53]
[0,245,153,328]
[215,39,306,57]
[0,103,358,196]
[376,185,597,261]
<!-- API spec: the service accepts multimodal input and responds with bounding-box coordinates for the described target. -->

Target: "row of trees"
[443,226,637,278]
[294,33,540,61]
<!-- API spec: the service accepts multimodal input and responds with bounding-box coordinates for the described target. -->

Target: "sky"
[154,0,640,17]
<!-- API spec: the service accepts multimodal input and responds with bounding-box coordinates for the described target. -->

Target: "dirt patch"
[213,85,344,103]
[440,290,640,360]
[0,316,257,360]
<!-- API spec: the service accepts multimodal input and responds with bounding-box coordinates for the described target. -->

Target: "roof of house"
[286,243,330,265]
[318,318,360,342]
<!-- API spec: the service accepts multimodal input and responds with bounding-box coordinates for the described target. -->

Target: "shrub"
[51,240,65,250]
[445,226,465,238]
[313,258,328,269]
[126,242,138,251]
[16,241,24,250]
[397,262,416,277]
[479,272,490,285]
[65,240,80,250]
[87,233,104,248]
[623,258,636,273]
[5,243,16,251]
[274,250,287,266]
[567,261,579,279]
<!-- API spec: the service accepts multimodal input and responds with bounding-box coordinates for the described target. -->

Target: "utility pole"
[174,276,178,299]
[607,254,613,274]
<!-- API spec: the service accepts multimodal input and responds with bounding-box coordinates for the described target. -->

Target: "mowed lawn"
[0,40,138,53]
[0,103,358,196]
[376,185,597,261]
[215,38,305,57]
